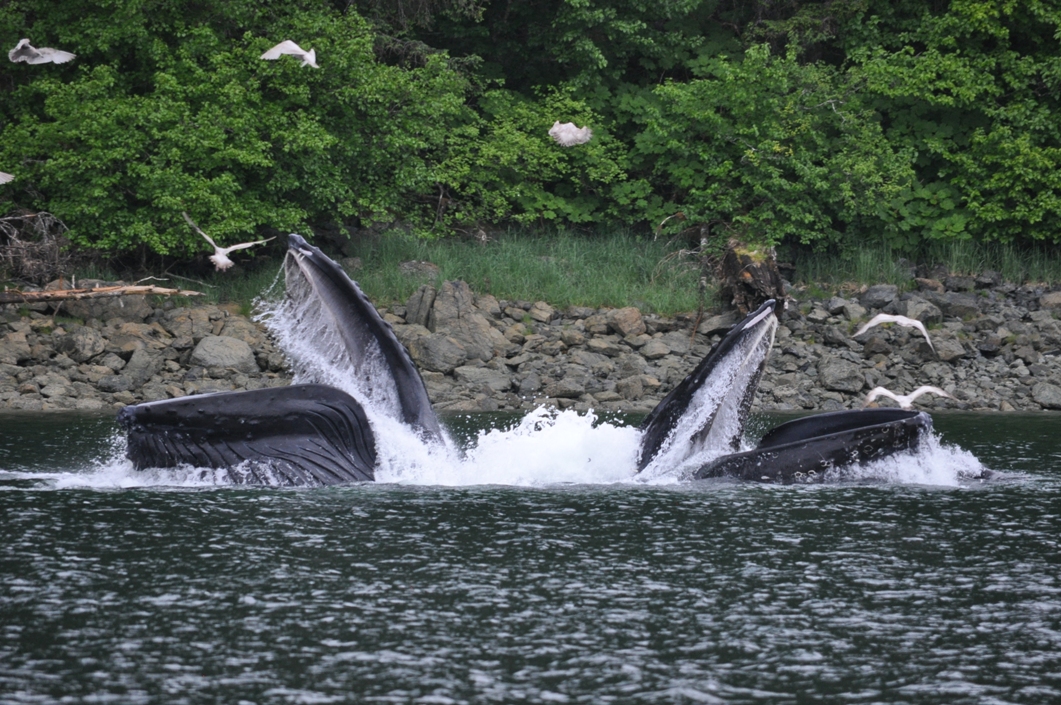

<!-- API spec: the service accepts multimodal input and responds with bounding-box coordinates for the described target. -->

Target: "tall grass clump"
[788,243,916,288]
[920,240,1061,284]
[346,228,705,314]
[788,239,1061,289]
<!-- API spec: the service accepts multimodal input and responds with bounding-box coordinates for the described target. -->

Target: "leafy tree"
[0,1,474,255]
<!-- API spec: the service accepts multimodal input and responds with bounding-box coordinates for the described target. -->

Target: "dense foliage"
[1,0,1059,258]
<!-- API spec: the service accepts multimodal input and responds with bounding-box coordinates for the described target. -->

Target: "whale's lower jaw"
[117,384,377,485]
[694,408,932,483]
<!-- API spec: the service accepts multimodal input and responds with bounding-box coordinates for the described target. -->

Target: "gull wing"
[219,237,275,255]
[261,40,306,60]
[117,384,378,485]
[28,47,75,64]
[0,172,13,184]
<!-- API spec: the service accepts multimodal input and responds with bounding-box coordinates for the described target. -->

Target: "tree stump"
[717,239,786,314]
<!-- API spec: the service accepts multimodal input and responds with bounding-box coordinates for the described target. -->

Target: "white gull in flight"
[260,41,318,68]
[864,385,952,409]
[854,313,936,354]
[182,212,274,272]
[8,39,76,65]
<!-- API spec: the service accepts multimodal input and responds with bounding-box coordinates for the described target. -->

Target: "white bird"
[548,121,592,147]
[182,212,274,272]
[260,41,318,68]
[0,171,13,184]
[864,385,952,409]
[854,313,936,354]
[8,38,76,65]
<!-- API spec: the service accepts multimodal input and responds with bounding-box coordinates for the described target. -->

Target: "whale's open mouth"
[637,299,779,474]
[278,234,445,444]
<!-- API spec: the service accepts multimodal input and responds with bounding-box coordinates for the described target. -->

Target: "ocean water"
[1,410,1059,704]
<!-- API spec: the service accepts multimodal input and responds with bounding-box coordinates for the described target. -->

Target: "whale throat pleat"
[117,385,378,485]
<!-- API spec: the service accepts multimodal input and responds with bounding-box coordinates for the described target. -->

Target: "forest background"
[1,0,1059,277]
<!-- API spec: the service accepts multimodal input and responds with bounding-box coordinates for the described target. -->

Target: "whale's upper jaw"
[281,233,446,445]
[637,299,779,474]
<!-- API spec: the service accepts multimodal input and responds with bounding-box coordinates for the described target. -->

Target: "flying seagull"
[854,313,936,354]
[260,41,318,68]
[182,212,274,272]
[864,385,952,410]
[548,121,592,147]
[0,172,13,184]
[8,38,76,65]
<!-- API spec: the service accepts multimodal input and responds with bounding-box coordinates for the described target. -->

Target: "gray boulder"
[1032,382,1061,410]
[428,280,513,361]
[454,366,513,393]
[698,310,739,335]
[58,327,106,363]
[189,336,258,374]
[608,307,646,337]
[406,285,437,327]
[898,297,943,325]
[63,292,153,323]
[818,359,865,393]
[408,333,467,374]
[0,331,32,365]
[544,376,586,399]
[861,284,898,310]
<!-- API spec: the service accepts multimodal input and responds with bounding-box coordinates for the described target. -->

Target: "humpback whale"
[117,235,935,485]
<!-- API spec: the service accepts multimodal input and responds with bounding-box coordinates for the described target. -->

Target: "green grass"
[17,231,1058,319]
[788,239,1061,290]
[39,228,704,316]
[342,228,705,314]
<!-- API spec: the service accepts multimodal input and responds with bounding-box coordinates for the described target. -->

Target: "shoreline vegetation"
[4,2,1061,269]
[45,231,1061,319]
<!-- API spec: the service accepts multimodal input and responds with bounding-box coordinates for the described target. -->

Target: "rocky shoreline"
[3,273,1061,414]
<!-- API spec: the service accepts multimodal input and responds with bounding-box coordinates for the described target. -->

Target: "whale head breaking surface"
[272,233,445,444]
[117,236,950,485]
[637,299,779,475]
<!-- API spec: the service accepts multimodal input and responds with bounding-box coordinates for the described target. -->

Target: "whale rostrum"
[118,235,933,484]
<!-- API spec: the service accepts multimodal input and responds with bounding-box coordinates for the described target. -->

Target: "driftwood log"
[717,240,786,314]
[0,284,203,304]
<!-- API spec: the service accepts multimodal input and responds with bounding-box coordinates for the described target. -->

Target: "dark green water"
[1,412,1059,704]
